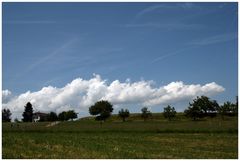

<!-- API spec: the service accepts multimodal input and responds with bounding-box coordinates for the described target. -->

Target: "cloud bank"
[2,74,225,119]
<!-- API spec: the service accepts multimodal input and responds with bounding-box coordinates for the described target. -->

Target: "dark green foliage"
[163,105,176,121]
[58,110,78,121]
[141,107,152,121]
[48,112,58,121]
[234,96,238,116]
[184,96,219,120]
[35,111,75,122]
[184,105,203,121]
[118,109,130,122]
[58,111,67,121]
[66,110,78,121]
[217,101,236,119]
[38,113,56,122]
[22,102,33,122]
[197,96,218,114]
[39,115,49,122]
[2,109,11,122]
[89,100,113,122]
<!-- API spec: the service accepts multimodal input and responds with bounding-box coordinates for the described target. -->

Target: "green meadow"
[2,113,238,159]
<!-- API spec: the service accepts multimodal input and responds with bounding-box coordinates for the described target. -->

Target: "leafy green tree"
[118,109,130,122]
[184,96,219,120]
[2,108,11,122]
[209,100,220,117]
[217,101,235,119]
[48,112,58,121]
[89,100,113,122]
[66,110,78,121]
[184,104,203,121]
[193,96,218,115]
[163,105,176,121]
[141,107,152,121]
[22,102,33,122]
[58,111,67,121]
[58,110,78,121]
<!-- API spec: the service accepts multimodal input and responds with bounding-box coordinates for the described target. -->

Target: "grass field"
[2,114,238,159]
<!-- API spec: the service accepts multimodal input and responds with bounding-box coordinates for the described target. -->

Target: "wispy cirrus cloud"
[13,37,79,80]
[151,32,237,63]
[4,20,56,24]
[128,3,204,31]
[151,46,197,63]
[136,3,196,18]
[136,4,167,18]
[124,22,204,30]
[178,2,195,9]
[27,38,79,70]
[190,33,237,46]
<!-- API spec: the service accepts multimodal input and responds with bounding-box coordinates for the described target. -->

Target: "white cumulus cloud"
[2,74,225,120]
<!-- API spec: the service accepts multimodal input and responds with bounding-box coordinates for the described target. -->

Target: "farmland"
[2,113,238,159]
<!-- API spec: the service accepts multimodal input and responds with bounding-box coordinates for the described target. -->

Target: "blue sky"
[2,2,238,118]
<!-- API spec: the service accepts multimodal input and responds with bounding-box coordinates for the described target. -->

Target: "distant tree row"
[32,110,77,122]
[88,96,238,122]
[2,95,238,122]
[108,105,176,122]
[118,107,153,122]
[88,100,172,122]
[2,102,78,122]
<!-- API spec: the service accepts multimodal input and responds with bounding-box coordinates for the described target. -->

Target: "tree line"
[2,95,238,122]
[88,95,238,122]
[3,102,77,122]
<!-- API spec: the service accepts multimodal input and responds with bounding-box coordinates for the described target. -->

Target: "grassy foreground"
[2,114,238,159]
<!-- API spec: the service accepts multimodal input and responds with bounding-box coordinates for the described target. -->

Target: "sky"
[2,2,238,120]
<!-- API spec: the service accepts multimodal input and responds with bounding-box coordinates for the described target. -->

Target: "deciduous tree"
[48,112,58,121]
[141,107,152,121]
[118,109,130,122]
[58,111,67,121]
[163,105,176,121]
[217,101,236,119]
[89,100,113,122]
[184,96,219,120]
[66,110,78,121]
[2,108,11,122]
